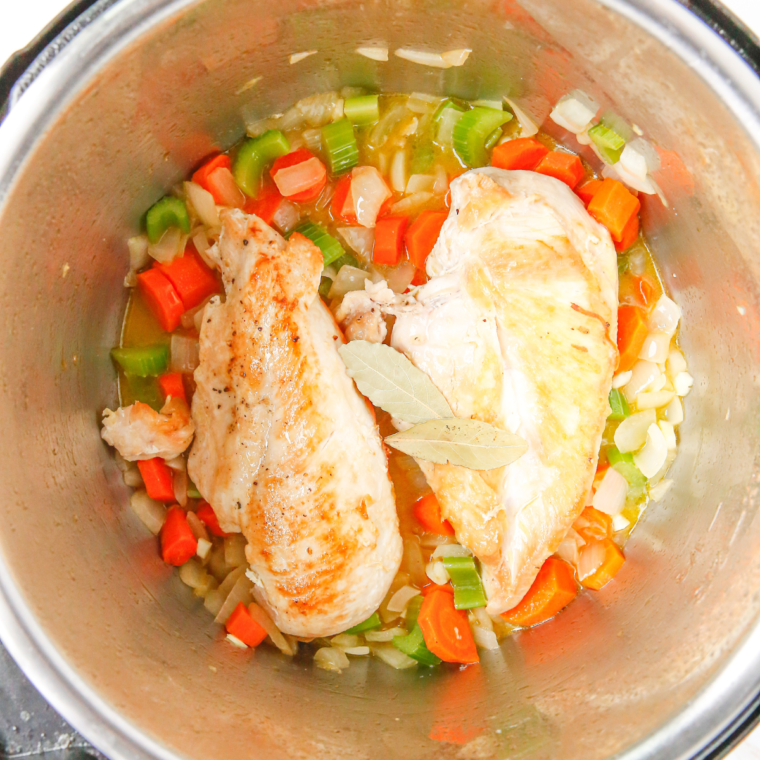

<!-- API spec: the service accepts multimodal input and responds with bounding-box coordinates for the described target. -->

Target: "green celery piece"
[187,480,202,499]
[392,624,441,666]
[345,612,381,634]
[484,128,502,151]
[121,374,163,411]
[321,118,359,175]
[295,221,345,266]
[442,556,487,610]
[344,94,380,126]
[588,123,626,164]
[452,107,512,167]
[331,253,360,271]
[607,446,647,488]
[318,276,333,300]
[145,197,190,244]
[233,130,290,197]
[405,595,423,630]
[411,141,435,174]
[608,389,630,421]
[111,345,169,377]
[433,100,464,122]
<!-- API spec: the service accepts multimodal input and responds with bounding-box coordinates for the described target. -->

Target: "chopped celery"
[295,221,345,266]
[452,107,512,167]
[484,128,502,151]
[434,101,465,147]
[442,556,487,610]
[607,446,647,489]
[433,100,463,122]
[187,480,202,499]
[111,344,169,377]
[588,123,626,164]
[321,118,359,175]
[121,374,163,411]
[233,130,290,197]
[405,595,423,630]
[392,624,441,666]
[343,94,380,126]
[332,253,360,271]
[145,197,190,244]
[608,389,630,421]
[411,141,435,174]
[345,612,381,634]
[318,276,333,300]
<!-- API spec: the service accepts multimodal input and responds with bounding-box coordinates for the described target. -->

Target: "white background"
[1,0,760,758]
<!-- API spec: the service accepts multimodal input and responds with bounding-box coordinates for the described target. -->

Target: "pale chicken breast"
[341,169,618,614]
[187,210,401,638]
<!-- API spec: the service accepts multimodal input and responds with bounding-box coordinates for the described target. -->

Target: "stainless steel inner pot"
[1,0,760,758]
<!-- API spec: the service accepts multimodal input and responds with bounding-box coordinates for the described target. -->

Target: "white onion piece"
[128,235,150,271]
[386,261,416,294]
[173,467,188,507]
[650,295,681,334]
[179,559,210,589]
[165,456,186,472]
[181,295,212,329]
[226,634,247,649]
[337,227,375,261]
[194,302,210,332]
[314,647,350,672]
[651,374,668,393]
[602,163,657,195]
[426,560,449,585]
[472,626,500,650]
[390,150,407,193]
[344,646,371,656]
[667,349,687,377]
[612,514,631,532]
[432,543,472,558]
[365,627,406,642]
[649,479,674,502]
[123,468,143,487]
[620,143,647,181]
[391,192,433,216]
[407,92,441,113]
[224,534,248,567]
[624,360,660,400]
[208,168,245,208]
[674,372,694,396]
[658,420,677,450]
[196,538,212,560]
[386,585,420,613]
[192,230,215,270]
[614,409,657,453]
[213,573,253,624]
[170,335,200,373]
[662,396,684,425]
[249,603,296,655]
[370,643,417,669]
[352,166,392,227]
[186,511,210,542]
[394,47,471,69]
[592,467,628,515]
[473,99,502,111]
[420,533,455,548]
[148,227,185,263]
[626,137,660,173]
[635,390,675,410]
[356,46,389,62]
[436,106,463,146]
[271,200,300,234]
[432,164,448,195]
[577,540,606,580]
[555,527,585,567]
[293,91,343,128]
[611,370,632,389]
[441,48,472,67]
[639,331,671,363]
[130,490,166,535]
[328,266,370,301]
[289,50,317,65]
[633,423,668,478]
[331,633,360,648]
[550,90,599,133]
[184,182,220,228]
[504,97,539,137]
[406,174,436,194]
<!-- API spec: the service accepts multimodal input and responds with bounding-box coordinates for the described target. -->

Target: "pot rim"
[0,1,759,758]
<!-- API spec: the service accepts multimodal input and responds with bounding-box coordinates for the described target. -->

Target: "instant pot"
[1,0,760,758]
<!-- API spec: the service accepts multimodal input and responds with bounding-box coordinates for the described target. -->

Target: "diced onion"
[674,372,694,396]
[181,295,212,329]
[289,50,317,65]
[470,606,495,633]
[622,138,660,176]
[592,467,628,515]
[662,396,684,425]
[173,467,188,507]
[649,479,674,502]
[328,266,370,301]
[192,230,215,269]
[614,409,657,453]
[208,168,245,208]
[164,455,186,472]
[271,200,300,234]
[394,47,471,69]
[369,103,408,149]
[473,99,502,111]
[246,117,279,138]
[213,573,253,624]
[602,163,658,195]
[186,510,210,542]
[407,92,442,113]
[441,48,472,67]
[273,157,327,198]
[433,164,448,195]
[293,91,343,128]
[148,227,185,263]
[370,643,417,669]
[550,90,599,134]
[386,261,416,294]
[302,128,322,152]
[226,634,247,649]
[123,468,143,487]
[612,514,630,532]
[472,626,499,650]
[638,331,671,363]
[611,370,632,389]
[356,47,389,62]
[249,603,297,655]
[426,560,450,585]
[128,235,150,271]
[432,543,472,558]
[391,192,433,216]
[170,335,200,373]
[344,646,371,656]
[179,558,209,589]
[314,647,350,672]
[633,423,669,478]
[365,627,406,642]
[406,174,436,194]
[352,166,392,227]
[224,534,248,567]
[555,527,585,566]
[337,227,375,261]
[436,107,463,146]
[667,349,687,377]
[390,150,407,193]
[635,390,675,410]
[196,538,212,560]
[577,540,606,580]
[130,490,166,534]
[184,182,220,228]
[386,585,421,613]
[505,97,539,137]
[623,360,660,400]
[331,633,360,648]
[658,420,677,449]
[650,295,681,334]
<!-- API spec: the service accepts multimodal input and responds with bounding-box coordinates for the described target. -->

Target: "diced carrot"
[418,588,479,664]
[412,493,455,536]
[225,602,267,647]
[573,506,612,542]
[160,506,198,566]
[271,148,327,201]
[157,372,186,403]
[157,250,219,311]
[137,269,184,333]
[576,178,603,205]
[534,151,585,189]
[243,183,283,225]
[405,210,448,270]
[192,154,232,194]
[501,557,577,627]
[581,539,625,590]
[633,275,655,306]
[615,212,639,252]
[587,178,641,242]
[411,268,428,286]
[373,216,409,265]
[490,137,549,171]
[421,583,455,596]
[330,175,357,224]
[617,304,649,372]
[137,458,176,502]
[206,166,245,208]
[196,502,230,538]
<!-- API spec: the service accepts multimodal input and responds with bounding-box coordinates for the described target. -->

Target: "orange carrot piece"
[160,506,197,566]
[157,250,219,311]
[491,137,548,171]
[615,212,640,252]
[137,458,176,502]
[418,588,479,664]
[225,602,267,647]
[331,175,357,224]
[192,154,231,196]
[576,178,603,205]
[617,304,649,372]
[534,151,585,189]
[405,210,448,270]
[136,269,184,333]
[413,493,455,536]
[243,184,283,224]
[271,148,327,201]
[421,583,455,596]
[581,539,625,590]
[573,506,612,542]
[501,558,577,627]
[157,373,186,404]
[196,502,230,538]
[588,178,641,242]
[373,216,409,265]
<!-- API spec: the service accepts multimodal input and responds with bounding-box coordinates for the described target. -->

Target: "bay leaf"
[385,418,528,471]
[339,340,453,424]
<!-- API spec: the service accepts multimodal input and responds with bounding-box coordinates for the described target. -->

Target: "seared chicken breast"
[188,210,402,637]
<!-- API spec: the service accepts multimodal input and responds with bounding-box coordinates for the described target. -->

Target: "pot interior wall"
[0,0,759,758]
